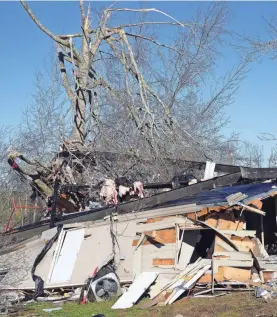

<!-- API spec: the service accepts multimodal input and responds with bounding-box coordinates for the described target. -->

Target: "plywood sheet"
[176,230,200,270]
[198,267,251,283]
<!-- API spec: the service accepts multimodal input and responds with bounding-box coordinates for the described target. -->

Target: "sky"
[0,1,276,164]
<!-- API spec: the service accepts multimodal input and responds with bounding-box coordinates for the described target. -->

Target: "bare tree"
[0,57,69,230]
[232,141,264,168]
[15,56,69,163]
[268,146,277,167]
[20,1,248,158]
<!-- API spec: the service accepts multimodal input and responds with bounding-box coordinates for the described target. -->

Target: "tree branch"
[125,32,180,53]
[79,0,86,25]
[20,1,82,62]
[20,1,68,46]
[107,8,188,28]
[111,21,189,29]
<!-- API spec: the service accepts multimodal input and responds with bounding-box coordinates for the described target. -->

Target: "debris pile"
[6,148,208,227]
[2,160,277,311]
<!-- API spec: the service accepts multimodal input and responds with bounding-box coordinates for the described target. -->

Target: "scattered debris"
[2,161,277,311]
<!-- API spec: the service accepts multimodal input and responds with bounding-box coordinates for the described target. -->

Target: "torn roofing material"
[4,171,242,242]
[5,167,277,242]
[154,182,277,209]
[196,182,277,205]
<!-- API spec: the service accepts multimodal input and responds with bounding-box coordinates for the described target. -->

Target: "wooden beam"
[237,202,265,216]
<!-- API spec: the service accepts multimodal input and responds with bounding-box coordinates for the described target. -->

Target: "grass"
[24,293,277,317]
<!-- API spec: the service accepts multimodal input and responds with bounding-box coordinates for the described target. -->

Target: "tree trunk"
[72,88,86,145]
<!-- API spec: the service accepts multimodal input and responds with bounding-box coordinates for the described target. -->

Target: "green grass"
[28,300,146,317]
[25,293,277,317]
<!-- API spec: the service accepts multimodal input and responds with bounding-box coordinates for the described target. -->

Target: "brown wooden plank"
[146,216,169,223]
[132,231,176,246]
[145,228,176,244]
[153,258,175,266]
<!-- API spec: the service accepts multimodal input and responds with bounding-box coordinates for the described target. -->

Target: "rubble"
[2,160,277,311]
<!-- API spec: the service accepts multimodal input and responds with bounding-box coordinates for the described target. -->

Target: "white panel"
[203,161,216,180]
[176,230,200,270]
[48,228,84,283]
[112,272,158,309]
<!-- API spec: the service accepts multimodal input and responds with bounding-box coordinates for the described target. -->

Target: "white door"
[48,228,84,283]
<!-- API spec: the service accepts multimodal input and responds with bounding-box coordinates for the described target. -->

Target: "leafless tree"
[232,141,264,168]
[15,56,69,163]
[20,1,248,159]
[0,57,69,230]
[268,146,277,167]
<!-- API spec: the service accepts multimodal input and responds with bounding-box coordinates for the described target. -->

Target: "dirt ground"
[17,292,277,317]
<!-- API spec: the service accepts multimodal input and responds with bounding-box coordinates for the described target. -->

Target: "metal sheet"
[197,182,276,206]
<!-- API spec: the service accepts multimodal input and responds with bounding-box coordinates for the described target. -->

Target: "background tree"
[244,13,277,60]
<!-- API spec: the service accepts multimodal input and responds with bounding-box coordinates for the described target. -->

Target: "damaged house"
[1,160,277,308]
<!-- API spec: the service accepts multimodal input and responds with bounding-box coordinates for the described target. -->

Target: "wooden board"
[214,235,254,253]
[213,258,253,274]
[133,229,176,246]
[112,272,158,309]
[213,251,252,260]
[153,258,175,266]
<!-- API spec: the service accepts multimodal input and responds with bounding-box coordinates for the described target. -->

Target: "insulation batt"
[133,181,144,198]
[100,179,118,204]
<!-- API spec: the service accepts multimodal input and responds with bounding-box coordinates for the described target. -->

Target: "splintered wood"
[127,193,274,307]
